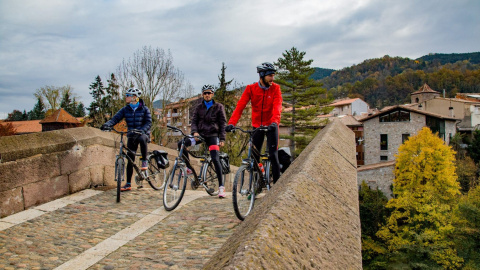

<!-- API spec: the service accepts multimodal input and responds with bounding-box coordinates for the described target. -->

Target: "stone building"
[359,105,457,165]
[330,98,369,117]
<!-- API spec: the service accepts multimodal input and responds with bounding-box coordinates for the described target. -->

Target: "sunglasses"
[126,94,133,97]
[203,92,213,95]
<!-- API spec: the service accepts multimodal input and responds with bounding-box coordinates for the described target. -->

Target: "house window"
[402,134,410,144]
[426,116,446,141]
[380,156,388,161]
[379,110,410,122]
[380,134,388,150]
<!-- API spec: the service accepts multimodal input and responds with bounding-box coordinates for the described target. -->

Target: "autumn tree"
[0,122,16,136]
[377,127,463,269]
[275,47,329,157]
[35,85,73,112]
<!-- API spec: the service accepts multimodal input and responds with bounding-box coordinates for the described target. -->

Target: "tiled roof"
[330,98,360,106]
[5,120,42,134]
[40,108,80,124]
[359,105,458,122]
[411,83,439,95]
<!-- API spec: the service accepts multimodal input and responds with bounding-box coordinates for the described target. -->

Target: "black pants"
[178,136,224,187]
[252,126,281,183]
[126,134,149,184]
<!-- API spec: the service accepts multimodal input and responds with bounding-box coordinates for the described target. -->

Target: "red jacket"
[228,82,282,127]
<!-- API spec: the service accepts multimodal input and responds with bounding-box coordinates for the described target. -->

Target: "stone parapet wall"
[0,127,170,218]
[203,119,362,269]
[0,127,237,218]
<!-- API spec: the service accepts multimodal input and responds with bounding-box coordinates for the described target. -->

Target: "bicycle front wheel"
[232,165,256,220]
[147,155,166,190]
[163,163,187,211]
[202,161,219,196]
[114,157,125,203]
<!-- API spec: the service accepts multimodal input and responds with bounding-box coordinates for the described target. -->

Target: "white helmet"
[126,88,141,97]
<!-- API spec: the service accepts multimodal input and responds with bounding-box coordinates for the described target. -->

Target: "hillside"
[318,52,480,108]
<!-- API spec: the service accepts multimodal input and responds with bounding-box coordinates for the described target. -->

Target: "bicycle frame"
[235,126,271,191]
[114,128,147,180]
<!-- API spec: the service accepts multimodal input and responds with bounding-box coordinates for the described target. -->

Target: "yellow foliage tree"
[377,127,463,269]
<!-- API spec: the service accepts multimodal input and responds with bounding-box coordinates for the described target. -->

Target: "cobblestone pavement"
[0,186,241,270]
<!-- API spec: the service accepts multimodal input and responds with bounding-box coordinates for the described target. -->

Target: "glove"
[268,122,277,132]
[100,124,111,131]
[225,124,234,132]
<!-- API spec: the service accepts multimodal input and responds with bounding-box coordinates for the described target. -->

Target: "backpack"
[278,147,292,173]
[219,152,230,174]
[152,150,169,169]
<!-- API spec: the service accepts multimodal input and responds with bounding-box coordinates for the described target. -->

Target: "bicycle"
[163,125,220,211]
[230,126,273,220]
[107,127,167,203]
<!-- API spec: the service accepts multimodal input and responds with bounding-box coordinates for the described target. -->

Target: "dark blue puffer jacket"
[105,99,152,136]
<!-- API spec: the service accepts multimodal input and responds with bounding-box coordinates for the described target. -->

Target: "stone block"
[61,144,116,175]
[0,154,60,192]
[23,175,69,208]
[0,188,24,218]
[68,168,91,193]
[89,166,105,187]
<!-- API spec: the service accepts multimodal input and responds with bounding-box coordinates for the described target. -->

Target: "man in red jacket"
[225,62,283,183]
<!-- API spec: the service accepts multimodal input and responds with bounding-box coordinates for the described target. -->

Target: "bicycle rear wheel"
[202,161,219,196]
[115,157,125,203]
[163,163,187,211]
[147,155,166,190]
[232,165,256,220]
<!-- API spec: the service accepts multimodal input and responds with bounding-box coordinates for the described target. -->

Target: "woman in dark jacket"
[101,88,152,191]
[179,84,227,198]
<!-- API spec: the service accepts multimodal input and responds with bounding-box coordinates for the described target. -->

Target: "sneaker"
[141,160,148,171]
[120,184,132,192]
[218,186,226,198]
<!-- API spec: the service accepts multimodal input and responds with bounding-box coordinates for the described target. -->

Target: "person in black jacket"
[179,84,227,198]
[101,88,152,191]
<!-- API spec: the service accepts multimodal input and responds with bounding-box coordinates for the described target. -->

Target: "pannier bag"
[153,150,169,169]
[278,147,292,173]
[219,152,230,174]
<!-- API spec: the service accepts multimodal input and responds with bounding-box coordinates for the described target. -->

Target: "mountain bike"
[230,126,273,220]
[108,127,167,203]
[163,125,220,211]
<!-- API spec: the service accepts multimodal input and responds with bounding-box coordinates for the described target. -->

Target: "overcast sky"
[1,0,479,119]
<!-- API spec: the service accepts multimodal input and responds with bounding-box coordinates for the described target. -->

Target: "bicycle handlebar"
[167,125,204,142]
[231,126,268,134]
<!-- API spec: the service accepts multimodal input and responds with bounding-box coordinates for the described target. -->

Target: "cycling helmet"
[256,62,276,77]
[126,88,141,97]
[201,84,216,93]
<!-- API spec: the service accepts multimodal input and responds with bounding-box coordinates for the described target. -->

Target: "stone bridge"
[0,120,362,269]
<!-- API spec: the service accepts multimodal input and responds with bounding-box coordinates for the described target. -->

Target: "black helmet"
[256,62,276,77]
[201,84,216,93]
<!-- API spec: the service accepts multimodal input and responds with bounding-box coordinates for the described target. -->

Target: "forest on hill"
[316,52,480,108]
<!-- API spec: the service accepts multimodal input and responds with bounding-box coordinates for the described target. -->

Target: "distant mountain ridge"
[314,52,480,108]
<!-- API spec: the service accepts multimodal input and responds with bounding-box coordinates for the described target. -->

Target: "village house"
[329,98,369,117]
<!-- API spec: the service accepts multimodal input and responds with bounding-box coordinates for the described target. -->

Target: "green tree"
[104,73,122,118]
[88,75,106,128]
[275,47,329,157]
[377,127,463,269]
[60,90,85,117]
[467,130,480,164]
[28,96,46,120]
[359,181,390,269]
[6,110,27,121]
[454,185,480,269]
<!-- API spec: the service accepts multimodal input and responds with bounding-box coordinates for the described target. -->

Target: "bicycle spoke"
[163,164,187,211]
[232,165,255,220]
[147,155,166,190]
[202,161,219,196]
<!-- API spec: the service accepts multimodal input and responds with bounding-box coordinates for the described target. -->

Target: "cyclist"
[178,84,227,198]
[101,88,152,191]
[225,62,282,184]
